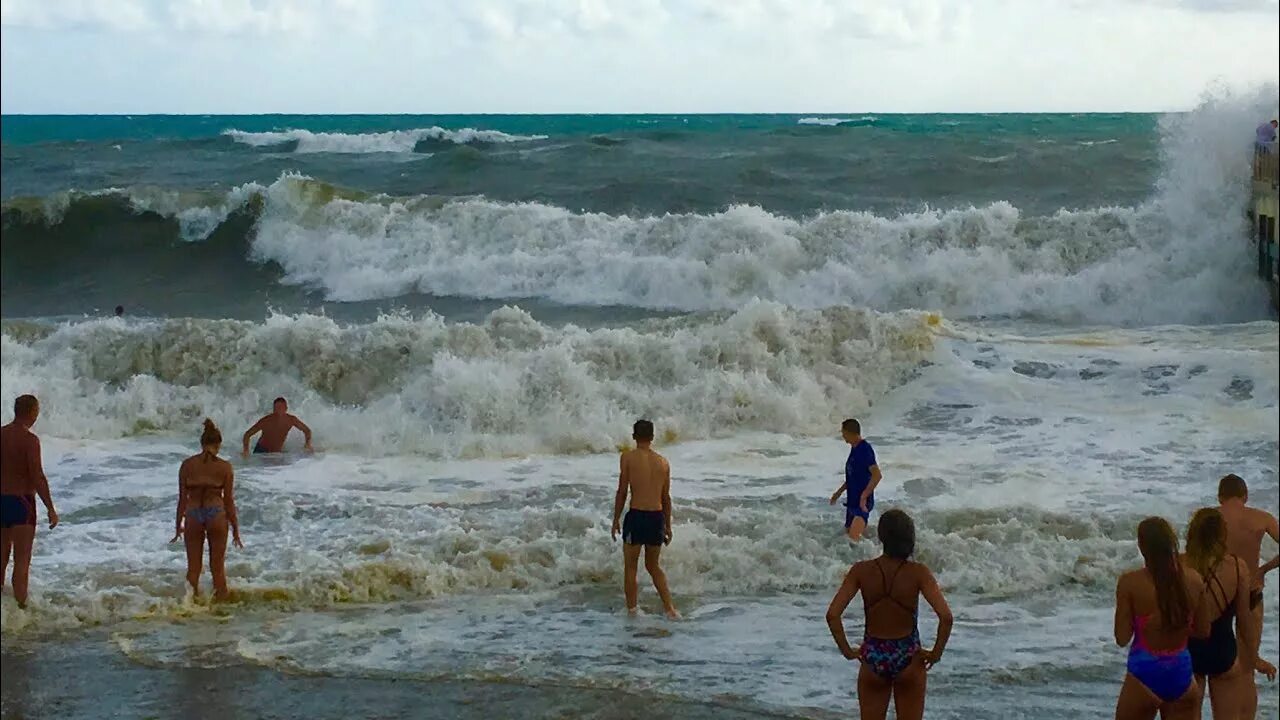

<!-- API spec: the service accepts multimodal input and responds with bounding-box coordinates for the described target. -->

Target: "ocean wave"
[3,89,1274,326]
[0,497,1147,635]
[221,127,548,153]
[0,303,937,455]
[796,116,877,127]
[969,154,1015,164]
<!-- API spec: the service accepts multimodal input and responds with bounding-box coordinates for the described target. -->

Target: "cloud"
[1,0,155,32]
[0,0,1276,112]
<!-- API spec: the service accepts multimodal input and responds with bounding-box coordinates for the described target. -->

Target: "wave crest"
[222,127,548,153]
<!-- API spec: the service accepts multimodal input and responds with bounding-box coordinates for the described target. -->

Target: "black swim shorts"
[622,509,666,546]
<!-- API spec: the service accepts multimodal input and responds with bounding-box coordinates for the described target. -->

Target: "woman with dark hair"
[826,509,953,720]
[1183,508,1258,719]
[170,419,242,600]
[1115,517,1212,720]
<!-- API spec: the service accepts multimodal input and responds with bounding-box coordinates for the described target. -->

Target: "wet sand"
[0,635,802,720]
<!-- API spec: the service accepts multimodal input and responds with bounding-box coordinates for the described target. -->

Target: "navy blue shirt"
[845,440,877,497]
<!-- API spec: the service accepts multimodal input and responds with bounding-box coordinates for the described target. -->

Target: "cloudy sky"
[1,0,1276,113]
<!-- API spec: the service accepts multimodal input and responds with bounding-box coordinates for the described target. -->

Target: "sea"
[1,90,1278,719]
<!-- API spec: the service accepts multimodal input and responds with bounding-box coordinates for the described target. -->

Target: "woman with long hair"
[1115,516,1212,720]
[171,419,242,600]
[826,509,953,720]
[1184,507,1258,719]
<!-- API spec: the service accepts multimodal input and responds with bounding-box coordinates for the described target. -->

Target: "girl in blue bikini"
[170,419,242,600]
[1114,517,1213,720]
[825,509,953,720]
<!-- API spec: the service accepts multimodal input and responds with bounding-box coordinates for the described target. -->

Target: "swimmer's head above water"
[200,418,222,453]
[840,418,862,444]
[1217,473,1247,503]
[878,508,915,559]
[632,419,654,443]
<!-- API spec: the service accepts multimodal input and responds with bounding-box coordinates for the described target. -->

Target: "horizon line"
[0,109,1189,117]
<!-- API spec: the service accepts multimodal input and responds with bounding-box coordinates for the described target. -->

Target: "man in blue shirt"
[829,418,881,541]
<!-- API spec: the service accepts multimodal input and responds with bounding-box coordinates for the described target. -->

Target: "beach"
[2,97,1279,719]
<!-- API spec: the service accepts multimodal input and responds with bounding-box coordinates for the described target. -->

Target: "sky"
[1,0,1277,114]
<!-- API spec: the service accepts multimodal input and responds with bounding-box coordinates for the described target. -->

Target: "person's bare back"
[0,423,41,497]
[621,447,668,512]
[1221,502,1278,590]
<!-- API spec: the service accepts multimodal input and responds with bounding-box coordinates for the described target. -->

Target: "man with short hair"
[830,418,881,541]
[1217,472,1279,709]
[611,419,679,619]
[242,397,313,456]
[1,395,59,608]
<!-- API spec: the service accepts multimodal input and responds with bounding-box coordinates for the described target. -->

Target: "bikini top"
[184,456,226,492]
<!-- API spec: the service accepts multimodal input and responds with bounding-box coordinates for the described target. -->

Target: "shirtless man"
[610,419,679,619]
[241,397,313,456]
[1217,473,1280,707]
[1,395,59,608]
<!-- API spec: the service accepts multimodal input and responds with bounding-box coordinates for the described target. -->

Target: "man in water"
[1217,472,1280,707]
[610,419,679,619]
[114,305,124,317]
[241,397,313,456]
[830,418,881,541]
[1,395,59,608]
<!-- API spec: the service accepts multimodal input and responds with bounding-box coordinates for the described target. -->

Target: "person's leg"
[1158,678,1201,720]
[622,543,641,613]
[1247,599,1263,719]
[1114,673,1159,720]
[1206,663,1249,720]
[1,526,11,594]
[206,514,230,601]
[9,525,35,607]
[847,516,867,542]
[856,662,893,720]
[183,518,205,597]
[643,544,679,618]
[891,656,929,720]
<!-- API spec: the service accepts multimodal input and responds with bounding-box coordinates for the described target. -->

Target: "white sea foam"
[222,127,547,153]
[796,116,876,126]
[0,303,938,455]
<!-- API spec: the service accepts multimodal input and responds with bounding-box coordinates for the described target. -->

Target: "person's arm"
[27,436,57,528]
[242,418,264,456]
[1259,513,1280,580]
[224,464,242,548]
[825,566,862,660]
[661,460,673,545]
[919,566,953,669]
[1187,569,1211,640]
[829,480,847,505]
[171,461,187,543]
[611,454,629,541]
[1235,558,1259,667]
[859,465,882,512]
[1114,575,1134,647]
[291,416,314,451]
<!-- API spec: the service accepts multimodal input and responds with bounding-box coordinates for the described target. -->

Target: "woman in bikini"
[1114,516,1213,720]
[1183,508,1259,719]
[825,509,953,720]
[170,419,242,600]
